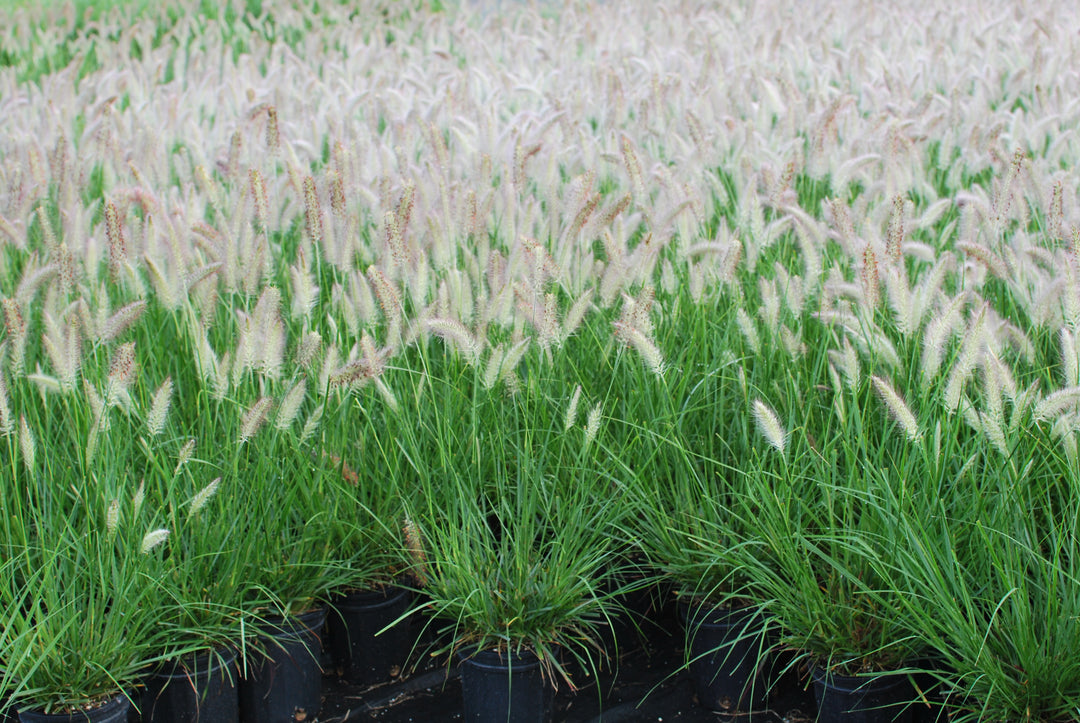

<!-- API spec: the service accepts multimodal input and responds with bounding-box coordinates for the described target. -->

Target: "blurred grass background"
[0,0,155,17]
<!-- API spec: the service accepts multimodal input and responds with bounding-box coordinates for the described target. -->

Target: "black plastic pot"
[908,657,950,723]
[19,695,130,723]
[595,576,662,664]
[325,586,413,683]
[812,668,915,723]
[459,648,552,723]
[140,647,238,723]
[238,608,326,723]
[679,601,766,715]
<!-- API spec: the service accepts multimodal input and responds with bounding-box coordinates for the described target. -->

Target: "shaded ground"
[316,596,821,722]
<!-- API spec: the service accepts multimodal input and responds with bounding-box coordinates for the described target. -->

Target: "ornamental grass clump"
[0,500,171,714]
[629,285,784,608]
[886,371,1080,722]
[170,317,377,624]
[390,353,633,690]
[0,335,185,713]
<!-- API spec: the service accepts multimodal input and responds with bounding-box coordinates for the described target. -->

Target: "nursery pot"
[325,586,412,683]
[812,668,914,723]
[596,574,661,662]
[238,607,326,723]
[140,647,239,723]
[679,601,766,715]
[459,648,552,723]
[906,657,950,723]
[19,695,130,723]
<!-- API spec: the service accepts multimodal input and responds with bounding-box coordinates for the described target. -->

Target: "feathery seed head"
[1049,180,1064,241]
[425,318,480,363]
[538,292,559,350]
[1035,387,1080,422]
[83,379,110,433]
[133,479,145,518]
[992,148,1025,227]
[614,321,665,376]
[265,105,280,152]
[981,412,1009,458]
[384,210,406,269]
[107,341,138,403]
[102,300,147,343]
[829,198,856,248]
[303,176,323,245]
[106,499,120,537]
[2,298,26,338]
[861,244,880,310]
[41,313,82,393]
[375,378,401,410]
[0,372,12,436]
[175,438,196,475]
[871,375,921,442]
[842,338,861,389]
[276,380,307,430]
[957,242,1007,278]
[289,256,320,323]
[886,195,906,264]
[759,277,781,335]
[942,307,988,411]
[19,415,34,471]
[779,324,804,358]
[295,331,323,371]
[1052,415,1080,468]
[752,399,786,455]
[239,397,273,443]
[621,135,644,199]
[397,182,416,236]
[584,403,603,447]
[404,518,428,587]
[980,352,1006,425]
[958,397,983,435]
[140,528,170,554]
[720,238,742,286]
[104,199,127,278]
[482,345,507,391]
[736,307,761,356]
[250,168,270,234]
[252,287,287,380]
[482,339,530,391]
[328,170,346,219]
[921,293,965,382]
[1063,327,1080,388]
[884,267,918,337]
[300,404,324,446]
[188,477,221,518]
[368,266,402,335]
[147,377,173,437]
[565,385,583,432]
[561,289,594,342]
[36,205,57,251]
[226,131,243,178]
[328,334,385,388]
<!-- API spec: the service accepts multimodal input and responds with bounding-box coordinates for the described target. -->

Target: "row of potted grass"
[0,51,1075,717]
[3,226,1080,721]
[626,268,1080,722]
[3,2,1080,722]
[360,279,1080,722]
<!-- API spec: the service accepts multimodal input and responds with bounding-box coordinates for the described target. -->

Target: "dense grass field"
[4,0,1080,719]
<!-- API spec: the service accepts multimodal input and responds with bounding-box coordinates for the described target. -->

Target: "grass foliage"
[1,0,1080,719]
